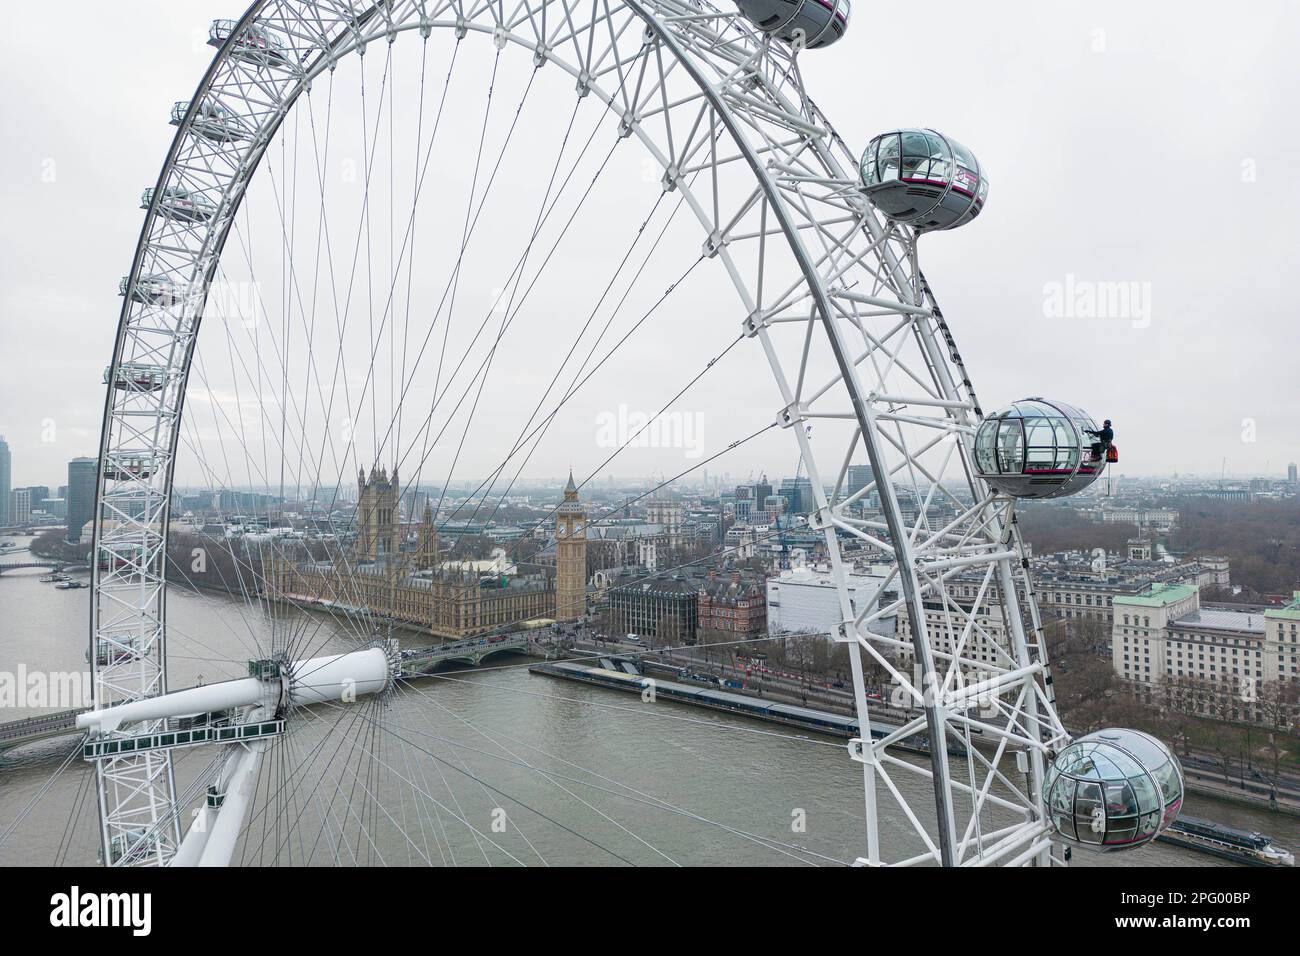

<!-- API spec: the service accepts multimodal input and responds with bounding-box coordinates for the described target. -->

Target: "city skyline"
[5,449,1300,500]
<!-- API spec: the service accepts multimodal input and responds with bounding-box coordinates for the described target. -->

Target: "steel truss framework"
[93,0,1068,866]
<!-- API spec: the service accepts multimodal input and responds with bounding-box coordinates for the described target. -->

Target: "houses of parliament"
[269,465,587,639]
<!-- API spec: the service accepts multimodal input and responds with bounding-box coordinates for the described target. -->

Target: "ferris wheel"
[79,0,1184,867]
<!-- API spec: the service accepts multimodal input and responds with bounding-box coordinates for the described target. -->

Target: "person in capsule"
[1086,419,1114,461]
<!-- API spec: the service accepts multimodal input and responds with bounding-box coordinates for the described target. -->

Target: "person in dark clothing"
[1086,420,1114,461]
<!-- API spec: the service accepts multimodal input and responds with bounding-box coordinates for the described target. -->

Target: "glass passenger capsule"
[119,274,180,305]
[1044,729,1184,851]
[860,128,987,231]
[733,0,851,50]
[973,398,1106,499]
[142,186,217,224]
[102,456,155,482]
[170,97,253,143]
[209,19,293,67]
[97,544,145,574]
[88,637,143,667]
[103,364,168,392]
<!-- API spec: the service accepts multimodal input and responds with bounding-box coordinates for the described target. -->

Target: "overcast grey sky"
[1,1,1297,492]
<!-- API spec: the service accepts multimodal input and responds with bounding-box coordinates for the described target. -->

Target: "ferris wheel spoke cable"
[390,693,846,869]
[385,627,872,760]
[0,742,82,853]
[360,44,394,464]
[280,103,641,665]
[54,754,98,866]
[250,44,524,643]
[391,678,677,865]
[301,697,509,868]
[406,727,449,866]
[175,404,377,656]
[121,746,228,867]
[385,51,646,486]
[394,35,434,461]
[294,87,365,533]
[309,698,635,866]
[296,696,387,866]
[406,172,718,565]
[220,196,369,613]
[357,51,537,475]
[280,40,397,520]
[293,700,511,866]
[390,89,596,498]
[262,695,376,865]
[172,365,287,652]
[415,710,551,868]
[368,683,843,866]
[347,699,386,866]
[429,177,705,556]
[182,267,398,652]
[210,696,370,867]
[438,257,737,573]
[347,699,404,866]
[307,759,351,865]
[193,318,293,635]
[413,729,459,865]
[365,660,554,866]
[416,156,676,554]
[389,109,597,534]
[377,45,548,506]
[393,724,440,865]
[392,141,676,541]
[294,74,341,516]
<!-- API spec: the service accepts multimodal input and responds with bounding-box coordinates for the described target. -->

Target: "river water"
[1,536,1295,867]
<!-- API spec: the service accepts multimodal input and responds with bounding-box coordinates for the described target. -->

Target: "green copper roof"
[1266,591,1300,621]
[1112,583,1198,608]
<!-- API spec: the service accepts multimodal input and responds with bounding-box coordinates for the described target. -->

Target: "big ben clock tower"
[555,470,587,622]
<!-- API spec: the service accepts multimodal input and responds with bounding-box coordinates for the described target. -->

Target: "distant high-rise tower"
[67,456,98,543]
[9,488,32,526]
[847,464,875,496]
[1289,462,1298,486]
[0,436,10,528]
[357,465,401,562]
[555,471,587,621]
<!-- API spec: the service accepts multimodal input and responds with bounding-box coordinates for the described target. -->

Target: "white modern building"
[766,564,895,640]
[1091,507,1180,530]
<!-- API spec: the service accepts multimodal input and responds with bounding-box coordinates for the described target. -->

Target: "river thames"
[1,537,1296,867]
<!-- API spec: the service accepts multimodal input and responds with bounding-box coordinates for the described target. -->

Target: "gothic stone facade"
[271,466,583,637]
